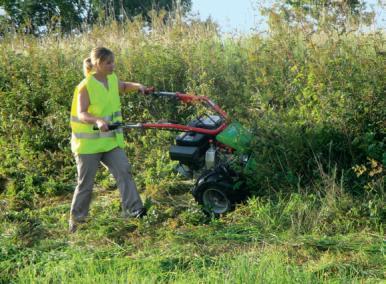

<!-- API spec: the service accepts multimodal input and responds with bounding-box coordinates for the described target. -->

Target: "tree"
[0,0,192,35]
[285,0,364,13]
[86,0,192,24]
[0,0,86,34]
[266,0,375,33]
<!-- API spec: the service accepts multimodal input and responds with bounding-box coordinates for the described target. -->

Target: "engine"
[169,115,223,177]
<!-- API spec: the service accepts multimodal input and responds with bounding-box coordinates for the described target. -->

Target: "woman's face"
[96,55,115,75]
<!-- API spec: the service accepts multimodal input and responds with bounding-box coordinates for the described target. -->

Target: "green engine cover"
[216,122,252,152]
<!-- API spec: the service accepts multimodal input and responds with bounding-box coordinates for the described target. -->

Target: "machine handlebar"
[90,89,229,134]
[92,122,123,131]
[148,91,178,97]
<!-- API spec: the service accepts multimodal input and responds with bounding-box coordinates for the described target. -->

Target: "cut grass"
[1,184,384,283]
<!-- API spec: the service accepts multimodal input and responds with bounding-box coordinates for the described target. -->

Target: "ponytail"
[83,57,93,77]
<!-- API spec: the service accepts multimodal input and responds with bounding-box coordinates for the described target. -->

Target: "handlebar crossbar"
[93,121,228,135]
[91,90,230,134]
[150,91,178,97]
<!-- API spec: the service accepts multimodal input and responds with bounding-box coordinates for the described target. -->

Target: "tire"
[192,180,235,216]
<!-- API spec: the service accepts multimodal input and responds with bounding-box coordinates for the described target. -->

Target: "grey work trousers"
[70,147,143,222]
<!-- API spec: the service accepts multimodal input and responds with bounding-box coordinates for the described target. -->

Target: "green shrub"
[0,12,384,206]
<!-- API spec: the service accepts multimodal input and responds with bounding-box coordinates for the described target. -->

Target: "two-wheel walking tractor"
[108,91,256,216]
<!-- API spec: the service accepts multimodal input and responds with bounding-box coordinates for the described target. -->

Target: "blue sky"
[190,0,386,34]
[190,0,260,33]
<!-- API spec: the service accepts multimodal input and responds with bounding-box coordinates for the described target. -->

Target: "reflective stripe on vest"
[72,128,123,139]
[70,111,122,124]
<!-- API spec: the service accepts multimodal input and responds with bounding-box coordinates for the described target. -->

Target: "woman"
[69,47,147,233]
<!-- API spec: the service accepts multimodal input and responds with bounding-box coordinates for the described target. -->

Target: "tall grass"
[0,11,384,201]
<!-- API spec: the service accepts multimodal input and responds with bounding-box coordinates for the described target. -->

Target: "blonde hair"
[83,47,114,76]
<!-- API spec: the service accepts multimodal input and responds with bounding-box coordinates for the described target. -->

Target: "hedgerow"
[0,13,384,211]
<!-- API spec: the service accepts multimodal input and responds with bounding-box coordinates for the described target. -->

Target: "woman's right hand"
[96,119,109,132]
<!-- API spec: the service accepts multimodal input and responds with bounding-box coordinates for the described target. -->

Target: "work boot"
[130,207,147,219]
[68,219,77,233]
[122,207,147,219]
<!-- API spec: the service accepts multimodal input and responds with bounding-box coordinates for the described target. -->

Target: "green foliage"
[0,0,192,35]
[88,0,192,24]
[0,185,384,283]
[269,0,374,34]
[0,10,384,283]
[0,9,384,205]
[0,0,85,34]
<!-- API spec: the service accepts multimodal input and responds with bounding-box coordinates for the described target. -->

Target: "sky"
[190,0,386,34]
[190,0,262,34]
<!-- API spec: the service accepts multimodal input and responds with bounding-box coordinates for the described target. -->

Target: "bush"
[0,13,384,205]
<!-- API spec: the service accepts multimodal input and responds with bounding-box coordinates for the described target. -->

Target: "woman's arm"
[78,86,109,131]
[119,81,146,94]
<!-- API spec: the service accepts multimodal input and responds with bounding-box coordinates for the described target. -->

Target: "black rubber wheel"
[192,181,235,215]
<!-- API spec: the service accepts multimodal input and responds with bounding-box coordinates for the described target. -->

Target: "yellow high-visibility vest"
[70,72,124,154]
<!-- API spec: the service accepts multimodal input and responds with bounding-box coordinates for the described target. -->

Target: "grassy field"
[1,180,384,283]
[0,11,385,283]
